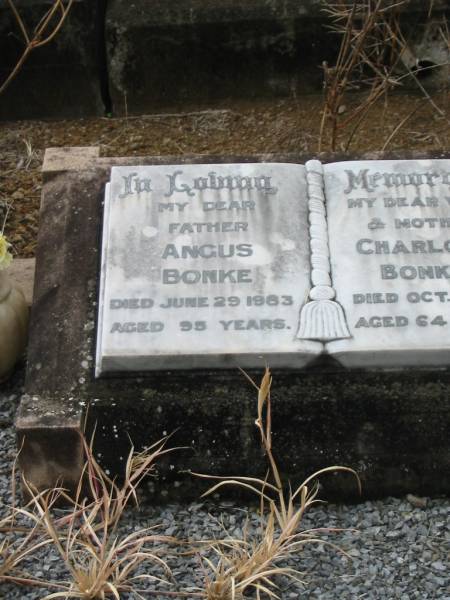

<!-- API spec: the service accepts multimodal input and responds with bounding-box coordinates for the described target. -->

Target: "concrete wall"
[1,1,448,119]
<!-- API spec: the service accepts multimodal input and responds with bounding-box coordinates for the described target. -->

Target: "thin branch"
[34,0,74,48]
[0,0,74,96]
[319,0,432,150]
[6,0,30,44]
[381,104,420,151]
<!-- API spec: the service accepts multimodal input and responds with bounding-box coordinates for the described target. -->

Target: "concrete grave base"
[16,147,450,501]
[8,258,35,306]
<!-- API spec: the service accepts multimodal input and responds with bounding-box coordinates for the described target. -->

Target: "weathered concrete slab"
[16,147,450,501]
[0,0,105,120]
[105,0,334,114]
[106,0,449,115]
[8,258,35,305]
[42,146,100,173]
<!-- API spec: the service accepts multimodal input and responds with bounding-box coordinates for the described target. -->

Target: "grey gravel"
[1,372,449,598]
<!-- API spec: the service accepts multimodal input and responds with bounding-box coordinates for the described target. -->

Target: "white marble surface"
[325,159,450,367]
[96,163,321,374]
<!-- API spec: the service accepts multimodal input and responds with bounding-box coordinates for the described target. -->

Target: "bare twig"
[320,0,449,150]
[0,0,74,96]
[381,103,421,150]
[6,0,29,44]
[319,0,408,151]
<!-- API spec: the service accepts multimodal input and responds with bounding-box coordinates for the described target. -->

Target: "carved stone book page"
[325,159,450,367]
[96,163,321,374]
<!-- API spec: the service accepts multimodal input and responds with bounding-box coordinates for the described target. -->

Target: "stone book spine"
[297,160,351,342]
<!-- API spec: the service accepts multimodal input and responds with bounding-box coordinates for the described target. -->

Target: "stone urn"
[0,270,28,380]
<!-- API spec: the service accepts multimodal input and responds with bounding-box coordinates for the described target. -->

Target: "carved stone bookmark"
[297,160,351,341]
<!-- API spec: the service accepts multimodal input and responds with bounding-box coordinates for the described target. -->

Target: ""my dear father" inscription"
[96,163,320,373]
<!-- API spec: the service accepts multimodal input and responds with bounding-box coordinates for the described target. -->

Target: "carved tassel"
[297,160,351,341]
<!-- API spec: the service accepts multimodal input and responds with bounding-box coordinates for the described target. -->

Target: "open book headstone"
[96,158,450,373]
[17,147,450,501]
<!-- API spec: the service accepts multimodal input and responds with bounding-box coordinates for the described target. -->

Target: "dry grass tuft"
[192,368,361,599]
[0,433,178,599]
[1,372,360,599]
